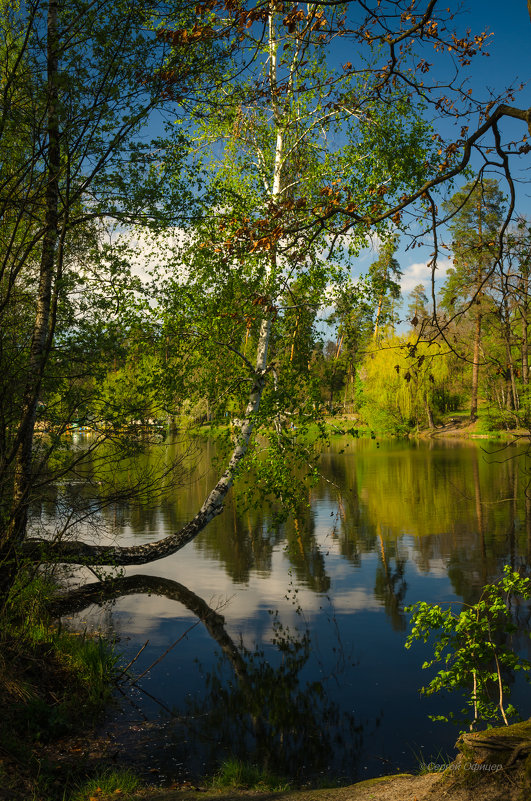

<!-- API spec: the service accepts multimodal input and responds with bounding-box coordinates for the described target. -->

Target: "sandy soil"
[126,753,531,801]
[127,769,526,801]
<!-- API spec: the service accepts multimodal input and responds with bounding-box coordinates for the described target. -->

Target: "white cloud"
[115,227,190,284]
[400,258,452,294]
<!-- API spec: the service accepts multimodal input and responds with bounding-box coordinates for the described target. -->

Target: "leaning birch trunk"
[23,2,285,572]
[23,317,272,567]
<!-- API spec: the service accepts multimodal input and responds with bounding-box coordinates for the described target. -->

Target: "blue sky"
[384,0,531,312]
[141,2,531,323]
[466,0,530,91]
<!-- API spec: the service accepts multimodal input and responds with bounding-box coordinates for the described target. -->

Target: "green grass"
[19,620,119,713]
[190,418,377,443]
[53,629,119,708]
[210,758,292,792]
[412,748,453,776]
[0,572,122,800]
[70,767,141,801]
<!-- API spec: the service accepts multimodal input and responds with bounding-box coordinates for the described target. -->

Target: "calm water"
[46,435,531,784]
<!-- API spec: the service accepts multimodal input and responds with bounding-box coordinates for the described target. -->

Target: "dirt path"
[127,724,531,801]
[127,768,526,801]
[420,418,530,441]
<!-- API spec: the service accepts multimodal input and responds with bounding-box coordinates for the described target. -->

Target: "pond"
[44,435,531,785]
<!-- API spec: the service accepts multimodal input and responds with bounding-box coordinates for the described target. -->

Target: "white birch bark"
[23,3,290,570]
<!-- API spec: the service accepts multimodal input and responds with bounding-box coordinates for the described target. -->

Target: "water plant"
[406,566,531,730]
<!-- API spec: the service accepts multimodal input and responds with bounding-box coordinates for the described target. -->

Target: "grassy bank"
[59,721,531,801]
[188,414,530,443]
[0,573,120,800]
[187,418,374,443]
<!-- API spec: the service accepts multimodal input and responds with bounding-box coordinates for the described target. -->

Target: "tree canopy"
[2,0,531,605]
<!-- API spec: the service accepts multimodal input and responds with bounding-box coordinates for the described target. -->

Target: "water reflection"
[56,574,362,782]
[35,436,531,598]
[373,530,407,631]
[41,437,531,781]
[183,613,361,779]
[319,440,531,603]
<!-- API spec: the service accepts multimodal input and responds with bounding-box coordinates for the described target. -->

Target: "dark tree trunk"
[502,297,518,413]
[521,282,529,387]
[0,0,61,604]
[470,310,481,422]
[425,395,435,429]
[22,319,272,570]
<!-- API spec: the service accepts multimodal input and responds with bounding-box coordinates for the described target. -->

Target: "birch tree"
[22,0,439,572]
[369,236,402,342]
[12,0,531,587]
[0,0,226,604]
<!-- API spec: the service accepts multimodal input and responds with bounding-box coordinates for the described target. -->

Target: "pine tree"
[442,180,506,421]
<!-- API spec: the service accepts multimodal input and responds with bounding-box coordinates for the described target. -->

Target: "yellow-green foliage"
[360,336,450,431]
[97,353,161,425]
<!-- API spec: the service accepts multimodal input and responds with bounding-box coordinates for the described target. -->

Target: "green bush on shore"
[0,571,119,800]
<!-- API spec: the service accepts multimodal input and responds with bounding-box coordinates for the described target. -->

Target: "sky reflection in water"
[57,437,531,783]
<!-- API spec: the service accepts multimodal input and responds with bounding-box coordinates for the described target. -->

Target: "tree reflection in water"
[185,611,362,780]
[53,574,363,783]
